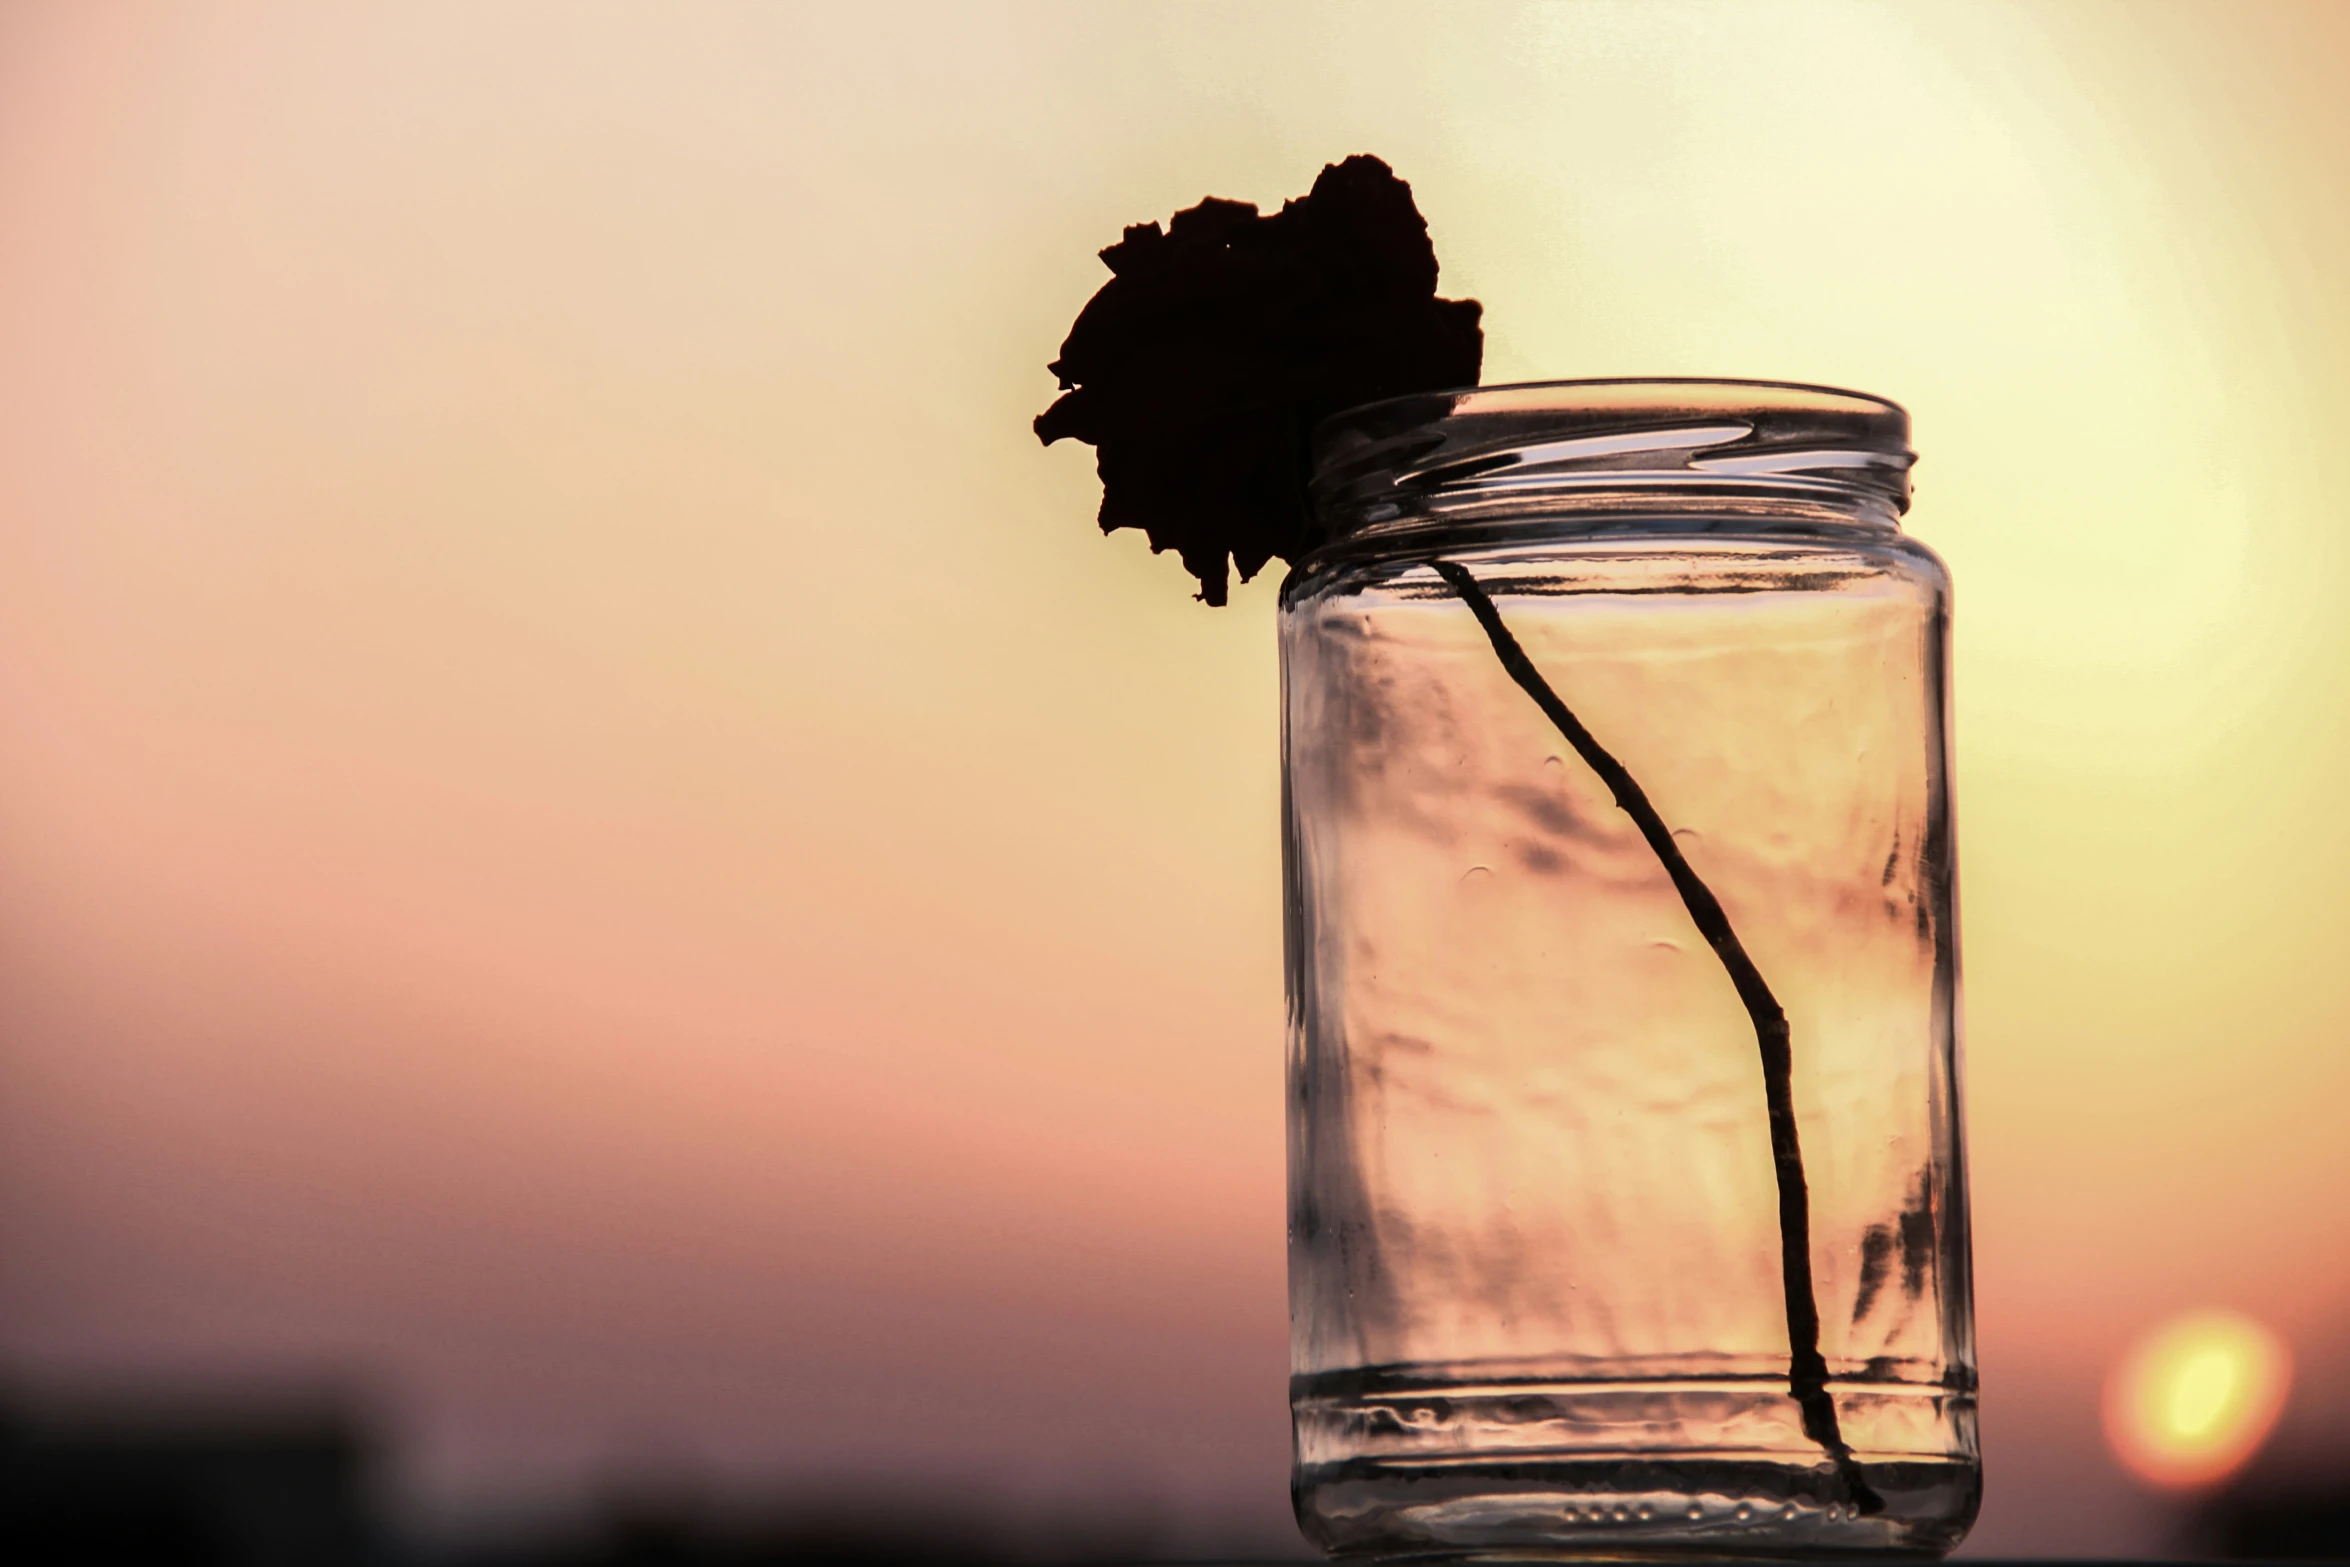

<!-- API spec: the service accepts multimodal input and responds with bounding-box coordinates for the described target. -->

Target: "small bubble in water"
[1687,1503,1704,1520]
[1612,1507,1628,1523]
[1735,1505,1752,1522]
[1636,1505,1652,1521]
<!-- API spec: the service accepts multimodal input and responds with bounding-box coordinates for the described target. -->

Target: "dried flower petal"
[1035,156,1482,604]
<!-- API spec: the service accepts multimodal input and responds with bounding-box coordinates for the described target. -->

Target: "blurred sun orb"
[2104,1310,2292,1489]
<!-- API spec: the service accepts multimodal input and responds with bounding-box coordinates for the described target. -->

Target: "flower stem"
[1433,559,1883,1515]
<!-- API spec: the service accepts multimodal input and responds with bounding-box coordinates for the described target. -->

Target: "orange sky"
[2,2,2347,1555]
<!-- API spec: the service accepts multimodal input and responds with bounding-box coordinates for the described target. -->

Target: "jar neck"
[1306,379,1915,551]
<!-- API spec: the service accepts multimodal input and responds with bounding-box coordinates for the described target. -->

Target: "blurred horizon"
[3,1,2348,1558]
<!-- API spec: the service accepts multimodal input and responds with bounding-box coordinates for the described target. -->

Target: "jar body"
[1281,512,1976,1557]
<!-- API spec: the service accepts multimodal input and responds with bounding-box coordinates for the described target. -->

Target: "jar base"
[1294,1454,1980,1560]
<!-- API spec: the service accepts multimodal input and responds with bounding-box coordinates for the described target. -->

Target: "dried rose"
[1034,155,1483,605]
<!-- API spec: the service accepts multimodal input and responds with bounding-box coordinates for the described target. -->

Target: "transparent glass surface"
[1282,386,1974,1560]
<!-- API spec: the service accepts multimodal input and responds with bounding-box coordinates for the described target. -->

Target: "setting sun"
[2104,1310,2293,1490]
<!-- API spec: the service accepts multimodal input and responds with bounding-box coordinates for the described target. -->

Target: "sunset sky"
[3,2,2348,1556]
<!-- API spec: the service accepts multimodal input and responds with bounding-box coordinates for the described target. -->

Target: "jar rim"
[1308,378,1915,540]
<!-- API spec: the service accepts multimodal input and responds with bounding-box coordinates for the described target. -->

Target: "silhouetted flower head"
[1034,156,1483,604]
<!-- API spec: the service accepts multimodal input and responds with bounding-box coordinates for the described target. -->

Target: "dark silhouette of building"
[0,1390,380,1565]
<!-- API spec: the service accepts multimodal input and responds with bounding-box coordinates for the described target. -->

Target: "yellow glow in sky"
[2104,1310,2292,1490]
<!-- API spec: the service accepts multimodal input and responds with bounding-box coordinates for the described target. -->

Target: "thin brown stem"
[1433,559,1881,1514]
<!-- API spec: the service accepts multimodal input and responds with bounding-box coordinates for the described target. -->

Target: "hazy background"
[3,1,2347,1557]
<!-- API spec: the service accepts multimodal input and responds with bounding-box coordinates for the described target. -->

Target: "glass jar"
[1281,381,1977,1558]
